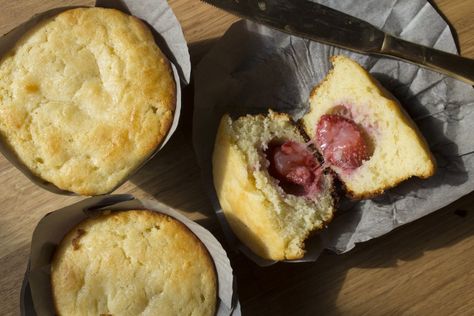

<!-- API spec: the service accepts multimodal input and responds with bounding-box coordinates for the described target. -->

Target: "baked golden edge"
[76,9,176,195]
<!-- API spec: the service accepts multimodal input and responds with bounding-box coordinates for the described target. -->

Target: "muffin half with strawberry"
[212,111,336,261]
[302,55,436,198]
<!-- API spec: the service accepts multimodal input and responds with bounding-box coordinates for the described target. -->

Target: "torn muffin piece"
[302,55,436,198]
[212,111,336,260]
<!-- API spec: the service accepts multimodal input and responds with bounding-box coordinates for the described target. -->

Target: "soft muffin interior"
[228,112,334,254]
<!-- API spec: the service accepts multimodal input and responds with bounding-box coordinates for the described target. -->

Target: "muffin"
[212,56,436,260]
[213,111,336,260]
[0,8,176,195]
[51,210,217,316]
[302,55,436,198]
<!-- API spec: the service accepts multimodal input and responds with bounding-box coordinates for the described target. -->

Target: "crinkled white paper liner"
[193,0,474,266]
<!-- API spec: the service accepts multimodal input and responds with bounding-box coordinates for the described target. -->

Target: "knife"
[201,0,474,86]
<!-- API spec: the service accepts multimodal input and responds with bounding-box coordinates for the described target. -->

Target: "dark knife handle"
[381,34,474,86]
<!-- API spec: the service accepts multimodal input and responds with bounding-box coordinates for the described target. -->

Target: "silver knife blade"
[201,0,474,86]
[202,0,385,53]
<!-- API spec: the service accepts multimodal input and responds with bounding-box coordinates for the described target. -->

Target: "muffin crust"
[51,210,217,316]
[0,8,176,195]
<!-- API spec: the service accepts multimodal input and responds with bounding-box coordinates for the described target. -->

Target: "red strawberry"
[316,114,370,170]
[266,141,322,196]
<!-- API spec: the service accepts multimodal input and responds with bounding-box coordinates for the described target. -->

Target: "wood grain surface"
[0,0,473,315]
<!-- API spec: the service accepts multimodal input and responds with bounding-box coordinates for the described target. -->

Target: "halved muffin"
[302,55,436,198]
[213,111,336,260]
[212,56,436,260]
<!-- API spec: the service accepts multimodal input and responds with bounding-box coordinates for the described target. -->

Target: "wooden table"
[1,0,473,315]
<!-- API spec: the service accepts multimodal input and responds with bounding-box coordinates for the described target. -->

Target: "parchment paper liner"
[193,0,474,266]
[20,195,240,316]
[0,0,191,195]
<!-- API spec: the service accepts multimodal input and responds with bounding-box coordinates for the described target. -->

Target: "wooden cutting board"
[0,0,473,315]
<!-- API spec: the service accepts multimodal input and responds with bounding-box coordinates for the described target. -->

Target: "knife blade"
[201,0,474,86]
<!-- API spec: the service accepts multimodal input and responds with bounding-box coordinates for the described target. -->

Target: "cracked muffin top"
[51,210,217,316]
[0,8,176,195]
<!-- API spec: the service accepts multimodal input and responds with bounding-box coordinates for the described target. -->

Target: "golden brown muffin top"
[0,8,176,195]
[51,210,217,316]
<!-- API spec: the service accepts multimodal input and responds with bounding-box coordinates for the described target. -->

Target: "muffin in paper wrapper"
[0,0,190,195]
[21,195,240,316]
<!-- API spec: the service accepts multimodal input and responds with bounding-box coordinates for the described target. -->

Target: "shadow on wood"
[236,193,474,315]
